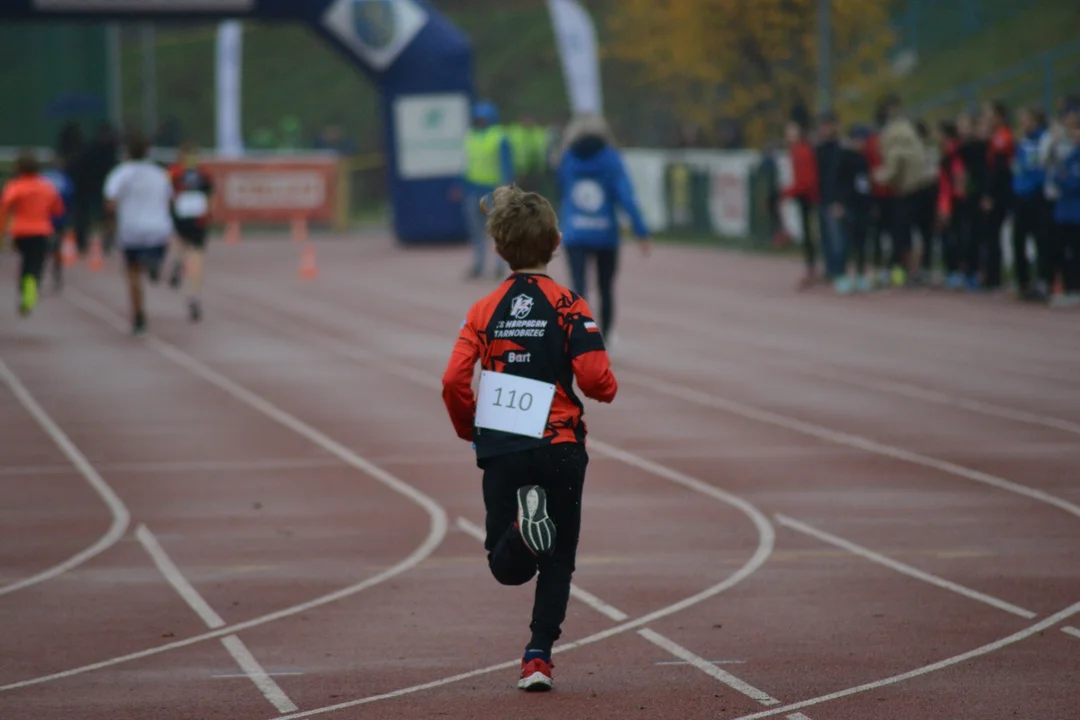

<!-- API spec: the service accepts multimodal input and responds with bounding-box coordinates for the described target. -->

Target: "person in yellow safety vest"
[454,100,515,280]
[525,118,551,174]
[507,122,532,177]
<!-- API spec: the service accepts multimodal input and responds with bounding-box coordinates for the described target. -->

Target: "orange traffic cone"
[87,235,105,272]
[291,216,308,243]
[60,231,79,267]
[298,244,318,279]
[225,221,241,245]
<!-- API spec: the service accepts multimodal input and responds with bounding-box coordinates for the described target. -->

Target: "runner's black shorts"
[123,245,167,270]
[174,219,208,249]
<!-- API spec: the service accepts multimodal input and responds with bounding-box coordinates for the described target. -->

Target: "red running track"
[1,233,1078,720]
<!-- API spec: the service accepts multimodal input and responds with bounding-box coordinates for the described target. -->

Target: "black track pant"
[481,443,587,654]
[15,236,48,287]
[797,196,816,271]
[1011,195,1050,291]
[566,246,618,335]
[1062,222,1080,293]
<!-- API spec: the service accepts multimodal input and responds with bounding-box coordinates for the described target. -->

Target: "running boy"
[167,141,214,322]
[103,132,174,337]
[0,150,65,316]
[441,185,618,692]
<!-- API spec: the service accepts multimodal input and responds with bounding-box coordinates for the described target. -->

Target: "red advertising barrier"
[199,156,343,226]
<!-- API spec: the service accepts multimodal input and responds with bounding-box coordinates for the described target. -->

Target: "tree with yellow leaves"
[606,0,895,146]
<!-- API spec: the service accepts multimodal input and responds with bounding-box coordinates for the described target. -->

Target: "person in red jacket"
[441,185,617,693]
[935,120,969,288]
[780,120,820,289]
[865,103,895,287]
[979,100,1016,290]
[0,150,65,316]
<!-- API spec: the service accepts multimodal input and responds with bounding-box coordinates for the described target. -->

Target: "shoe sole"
[518,672,553,691]
[517,485,555,556]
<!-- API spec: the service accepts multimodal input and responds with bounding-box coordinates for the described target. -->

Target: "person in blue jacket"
[1010,107,1049,301]
[556,114,651,344]
[455,100,514,280]
[41,157,76,292]
[1052,112,1080,305]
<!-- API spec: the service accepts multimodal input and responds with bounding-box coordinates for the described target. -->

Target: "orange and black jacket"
[168,163,214,227]
[442,272,618,461]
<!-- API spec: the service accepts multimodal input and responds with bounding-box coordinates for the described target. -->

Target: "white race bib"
[175,191,208,219]
[474,370,556,439]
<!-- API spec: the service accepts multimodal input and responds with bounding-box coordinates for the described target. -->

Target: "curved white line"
[732,601,1080,720]
[621,371,1080,521]
[0,358,131,597]
[266,439,776,720]
[0,292,448,694]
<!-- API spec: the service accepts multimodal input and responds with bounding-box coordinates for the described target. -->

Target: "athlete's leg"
[124,249,147,336]
[594,247,619,335]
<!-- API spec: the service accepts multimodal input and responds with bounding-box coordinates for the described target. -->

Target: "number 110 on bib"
[475,370,556,439]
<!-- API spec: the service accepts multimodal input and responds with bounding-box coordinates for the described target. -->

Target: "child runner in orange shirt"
[441,185,618,692]
[0,150,65,316]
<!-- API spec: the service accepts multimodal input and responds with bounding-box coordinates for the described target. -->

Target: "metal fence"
[912,39,1080,120]
[0,23,112,149]
[895,0,1029,59]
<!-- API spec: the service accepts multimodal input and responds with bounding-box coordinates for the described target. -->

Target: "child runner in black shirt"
[442,185,618,691]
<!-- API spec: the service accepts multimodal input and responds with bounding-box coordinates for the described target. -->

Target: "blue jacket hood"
[473,100,499,126]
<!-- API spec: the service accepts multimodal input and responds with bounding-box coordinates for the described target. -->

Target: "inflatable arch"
[2,0,475,244]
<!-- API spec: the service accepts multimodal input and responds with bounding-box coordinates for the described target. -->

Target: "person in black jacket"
[979,100,1015,290]
[958,112,990,289]
[815,110,846,290]
[835,124,875,292]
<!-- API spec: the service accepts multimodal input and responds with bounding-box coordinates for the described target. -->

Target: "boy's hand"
[638,237,653,257]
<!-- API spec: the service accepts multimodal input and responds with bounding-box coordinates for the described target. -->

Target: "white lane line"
[0,293,448,695]
[1062,626,1080,639]
[220,636,299,713]
[619,370,1080,521]
[135,525,226,629]
[456,517,629,622]
[798,366,1080,437]
[637,629,780,706]
[136,524,298,713]
[774,515,1038,619]
[78,284,780,715]
[0,458,370,476]
[228,275,1080,715]
[732,601,1080,720]
[0,358,131,597]
[214,672,305,679]
[263,458,774,720]
[653,659,745,665]
[457,517,794,711]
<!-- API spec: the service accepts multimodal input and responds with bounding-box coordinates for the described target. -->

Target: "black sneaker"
[188,299,202,323]
[516,485,555,556]
[132,312,147,338]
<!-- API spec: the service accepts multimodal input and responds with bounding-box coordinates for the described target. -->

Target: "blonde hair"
[480,185,560,271]
[560,113,616,154]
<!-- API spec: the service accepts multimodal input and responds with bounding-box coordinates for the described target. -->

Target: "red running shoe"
[518,656,554,691]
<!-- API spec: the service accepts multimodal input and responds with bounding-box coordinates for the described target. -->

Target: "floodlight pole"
[107,23,122,126]
[817,0,833,114]
[141,23,158,136]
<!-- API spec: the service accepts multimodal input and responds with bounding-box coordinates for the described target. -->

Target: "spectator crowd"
[774,93,1080,307]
